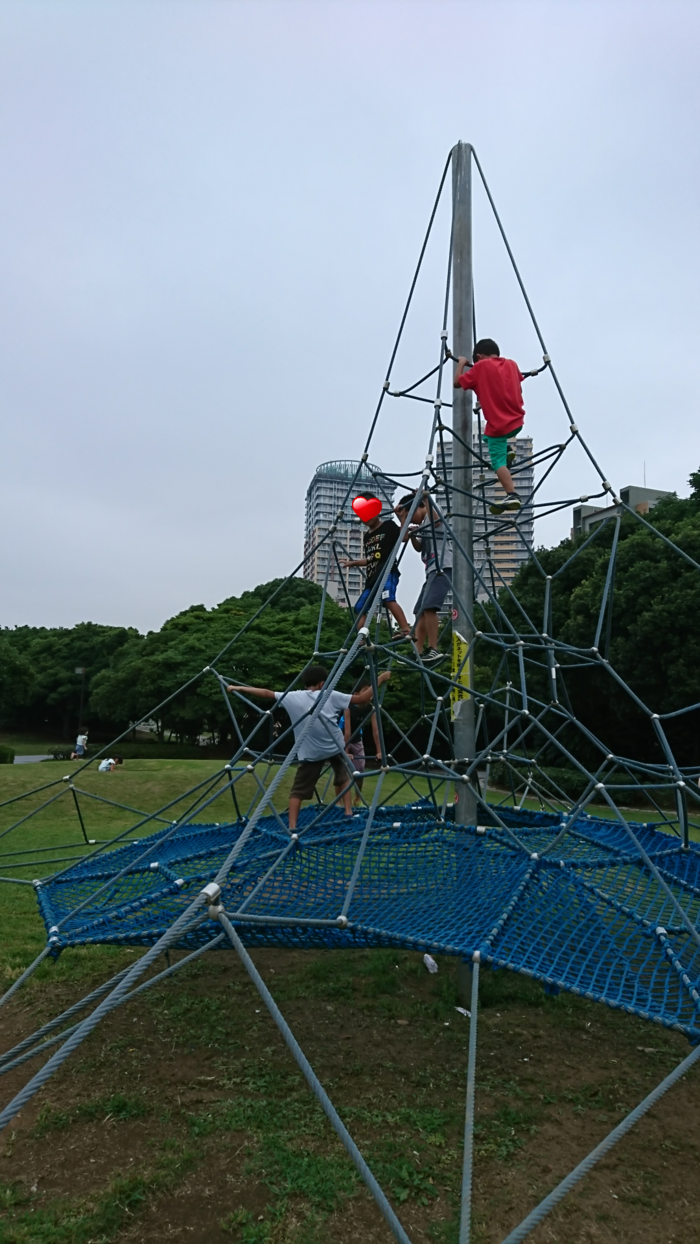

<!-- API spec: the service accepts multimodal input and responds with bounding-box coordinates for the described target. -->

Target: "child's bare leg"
[387,601,410,634]
[356,612,367,630]
[495,465,516,493]
[414,614,428,653]
[335,782,353,816]
[424,609,439,649]
[288,796,302,829]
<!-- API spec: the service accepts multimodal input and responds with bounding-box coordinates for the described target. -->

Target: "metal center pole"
[451,141,477,825]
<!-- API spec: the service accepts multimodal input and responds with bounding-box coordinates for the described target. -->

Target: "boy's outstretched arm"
[453,356,469,388]
[227,684,276,700]
[341,556,368,568]
[349,671,390,705]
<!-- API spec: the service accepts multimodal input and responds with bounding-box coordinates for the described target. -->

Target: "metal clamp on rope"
[200,881,222,919]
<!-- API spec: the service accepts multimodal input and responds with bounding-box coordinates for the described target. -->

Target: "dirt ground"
[0,945,698,1244]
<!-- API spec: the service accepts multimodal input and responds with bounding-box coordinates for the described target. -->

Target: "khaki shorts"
[290,753,351,801]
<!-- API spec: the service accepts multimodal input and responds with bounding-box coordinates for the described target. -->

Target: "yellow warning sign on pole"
[451,630,470,720]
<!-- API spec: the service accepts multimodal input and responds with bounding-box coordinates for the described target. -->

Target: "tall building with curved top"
[303,460,392,608]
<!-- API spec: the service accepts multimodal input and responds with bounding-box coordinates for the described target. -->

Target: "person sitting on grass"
[341,498,411,639]
[98,755,123,772]
[227,665,391,829]
[395,491,452,665]
[453,338,526,515]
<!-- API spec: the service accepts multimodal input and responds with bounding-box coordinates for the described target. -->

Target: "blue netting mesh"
[37,802,700,1042]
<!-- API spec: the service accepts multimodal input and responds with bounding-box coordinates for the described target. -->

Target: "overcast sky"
[1,0,698,632]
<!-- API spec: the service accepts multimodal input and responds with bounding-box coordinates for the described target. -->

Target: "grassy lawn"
[0,760,698,1243]
[0,946,698,1244]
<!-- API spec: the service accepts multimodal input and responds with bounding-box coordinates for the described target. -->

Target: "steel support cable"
[500,1041,700,1244]
[216,673,246,749]
[63,521,343,792]
[331,540,355,612]
[340,772,387,919]
[68,786,174,827]
[0,947,54,1010]
[433,497,541,636]
[64,665,213,782]
[459,961,480,1244]
[0,894,212,1133]
[249,768,294,838]
[217,911,413,1244]
[469,147,610,489]
[49,767,230,927]
[313,545,333,654]
[437,515,521,640]
[0,928,222,1078]
[47,764,233,887]
[593,515,621,651]
[69,786,90,845]
[0,778,67,814]
[388,360,443,397]
[0,787,70,847]
[362,149,453,456]
[0,964,134,1066]
[551,515,616,577]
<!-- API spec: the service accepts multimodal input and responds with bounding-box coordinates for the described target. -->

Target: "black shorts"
[414,568,452,616]
[290,753,351,801]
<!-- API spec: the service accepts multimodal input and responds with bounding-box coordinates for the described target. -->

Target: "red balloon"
[352,495,383,522]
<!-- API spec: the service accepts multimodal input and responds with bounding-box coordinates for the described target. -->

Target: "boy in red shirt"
[453,338,525,514]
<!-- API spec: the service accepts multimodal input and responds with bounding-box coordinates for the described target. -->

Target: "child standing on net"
[227,665,390,829]
[453,338,526,515]
[342,500,411,637]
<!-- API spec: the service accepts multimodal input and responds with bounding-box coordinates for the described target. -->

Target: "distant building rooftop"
[572,485,672,538]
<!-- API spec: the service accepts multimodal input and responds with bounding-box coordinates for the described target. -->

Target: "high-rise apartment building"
[433,429,535,600]
[303,460,393,608]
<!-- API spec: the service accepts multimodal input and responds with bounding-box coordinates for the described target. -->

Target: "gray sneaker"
[422,648,446,665]
[490,491,522,515]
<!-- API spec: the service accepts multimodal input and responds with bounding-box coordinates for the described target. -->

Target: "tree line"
[2,474,699,765]
[478,471,700,767]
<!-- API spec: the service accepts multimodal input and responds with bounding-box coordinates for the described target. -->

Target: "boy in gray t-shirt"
[227,664,390,828]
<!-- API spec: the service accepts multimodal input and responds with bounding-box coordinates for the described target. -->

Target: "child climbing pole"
[453,338,526,514]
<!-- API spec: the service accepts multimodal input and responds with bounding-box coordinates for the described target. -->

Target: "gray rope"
[217,910,413,1244]
[500,1040,700,1243]
[0,964,133,1067]
[0,900,208,1132]
[0,946,53,1010]
[459,960,480,1244]
[0,930,224,1078]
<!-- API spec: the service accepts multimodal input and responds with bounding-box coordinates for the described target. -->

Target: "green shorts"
[485,426,523,471]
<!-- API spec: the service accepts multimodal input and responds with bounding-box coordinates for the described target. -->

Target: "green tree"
[89,579,357,745]
[1,623,138,738]
[477,473,700,765]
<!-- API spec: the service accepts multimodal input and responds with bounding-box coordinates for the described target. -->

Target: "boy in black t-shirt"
[342,503,411,636]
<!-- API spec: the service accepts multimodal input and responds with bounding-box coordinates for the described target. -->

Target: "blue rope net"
[36,802,700,1043]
